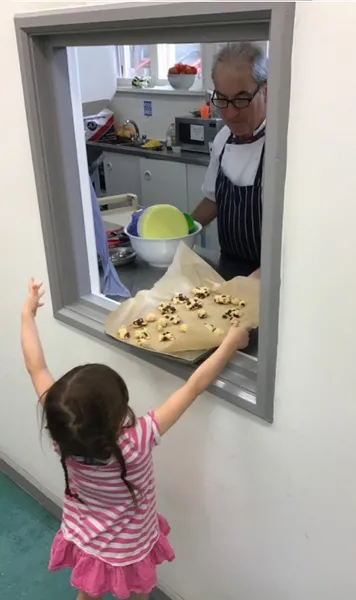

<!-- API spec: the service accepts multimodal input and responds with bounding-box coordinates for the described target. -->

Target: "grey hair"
[212,42,268,86]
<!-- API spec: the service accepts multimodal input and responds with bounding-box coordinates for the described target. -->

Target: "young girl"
[21,278,249,600]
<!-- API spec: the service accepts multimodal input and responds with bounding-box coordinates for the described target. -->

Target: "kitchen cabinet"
[78,46,117,103]
[102,151,141,198]
[186,164,207,212]
[187,164,220,253]
[139,158,188,213]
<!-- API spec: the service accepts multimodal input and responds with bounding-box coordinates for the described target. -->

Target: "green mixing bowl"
[184,213,196,234]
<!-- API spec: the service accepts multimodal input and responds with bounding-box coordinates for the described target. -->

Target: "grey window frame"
[15,1,295,423]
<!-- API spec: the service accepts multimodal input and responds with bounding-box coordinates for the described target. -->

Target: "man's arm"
[191,197,217,228]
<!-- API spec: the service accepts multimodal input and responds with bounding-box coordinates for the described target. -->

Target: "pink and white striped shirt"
[57,411,161,567]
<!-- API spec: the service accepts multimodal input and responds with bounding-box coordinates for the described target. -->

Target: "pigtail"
[111,444,139,507]
[60,455,83,504]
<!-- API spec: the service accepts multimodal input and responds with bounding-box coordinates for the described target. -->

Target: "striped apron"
[215,131,265,278]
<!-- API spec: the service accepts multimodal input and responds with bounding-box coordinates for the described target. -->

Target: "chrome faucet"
[123,119,140,140]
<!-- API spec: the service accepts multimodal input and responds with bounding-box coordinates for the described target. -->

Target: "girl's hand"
[23,278,45,317]
[224,324,250,350]
[21,278,53,402]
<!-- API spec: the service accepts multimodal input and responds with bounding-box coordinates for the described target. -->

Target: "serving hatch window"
[16,2,294,422]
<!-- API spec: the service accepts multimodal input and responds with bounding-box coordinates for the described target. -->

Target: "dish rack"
[98,193,139,267]
[98,193,139,230]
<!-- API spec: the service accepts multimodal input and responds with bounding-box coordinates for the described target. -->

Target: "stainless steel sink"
[94,137,160,150]
[120,140,144,148]
[117,139,161,150]
[113,138,145,148]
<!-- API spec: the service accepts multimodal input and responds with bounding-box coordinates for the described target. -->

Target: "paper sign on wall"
[144,100,152,117]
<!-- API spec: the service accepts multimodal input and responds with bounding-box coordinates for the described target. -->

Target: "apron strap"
[256,144,265,178]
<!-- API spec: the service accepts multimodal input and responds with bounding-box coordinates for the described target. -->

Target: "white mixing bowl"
[168,74,196,90]
[124,222,202,268]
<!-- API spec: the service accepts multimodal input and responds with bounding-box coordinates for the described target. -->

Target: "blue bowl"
[129,208,145,237]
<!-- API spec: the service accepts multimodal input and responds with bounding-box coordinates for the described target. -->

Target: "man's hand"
[191,197,217,228]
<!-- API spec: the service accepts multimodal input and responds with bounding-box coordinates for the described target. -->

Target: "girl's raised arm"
[154,326,249,435]
[21,279,54,404]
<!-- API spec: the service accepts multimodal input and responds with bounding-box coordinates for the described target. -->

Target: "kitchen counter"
[87,140,210,167]
[105,246,259,359]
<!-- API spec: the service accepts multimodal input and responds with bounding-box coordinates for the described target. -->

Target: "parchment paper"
[105,243,260,362]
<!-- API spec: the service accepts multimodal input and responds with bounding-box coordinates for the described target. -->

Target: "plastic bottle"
[166,123,175,149]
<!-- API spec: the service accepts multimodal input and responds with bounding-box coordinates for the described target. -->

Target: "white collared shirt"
[202,121,266,201]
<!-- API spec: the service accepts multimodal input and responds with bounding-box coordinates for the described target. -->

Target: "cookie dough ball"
[186,298,203,311]
[118,327,130,341]
[134,329,150,340]
[172,293,189,305]
[132,318,147,329]
[158,331,175,343]
[231,297,246,308]
[205,323,223,335]
[222,309,232,320]
[192,286,210,299]
[168,315,181,325]
[230,317,240,326]
[145,313,157,323]
[157,317,169,332]
[158,302,176,315]
[214,294,231,305]
[180,324,188,333]
[197,309,208,319]
[222,308,243,320]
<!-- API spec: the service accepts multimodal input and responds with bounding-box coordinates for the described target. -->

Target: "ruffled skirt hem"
[48,514,175,599]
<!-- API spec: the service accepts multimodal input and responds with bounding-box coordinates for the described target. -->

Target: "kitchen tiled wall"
[110,91,205,140]
[76,44,205,140]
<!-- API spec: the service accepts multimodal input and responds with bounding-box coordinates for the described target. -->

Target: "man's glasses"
[211,85,261,110]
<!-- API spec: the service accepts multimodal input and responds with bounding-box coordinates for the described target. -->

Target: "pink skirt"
[48,514,175,599]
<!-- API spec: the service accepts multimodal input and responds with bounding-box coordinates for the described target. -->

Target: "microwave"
[175,116,224,154]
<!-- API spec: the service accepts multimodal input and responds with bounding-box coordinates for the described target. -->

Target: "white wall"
[2,2,356,600]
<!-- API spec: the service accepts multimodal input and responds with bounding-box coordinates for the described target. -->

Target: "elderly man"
[192,42,268,278]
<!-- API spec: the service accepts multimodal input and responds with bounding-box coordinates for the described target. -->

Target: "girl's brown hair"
[42,364,137,503]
